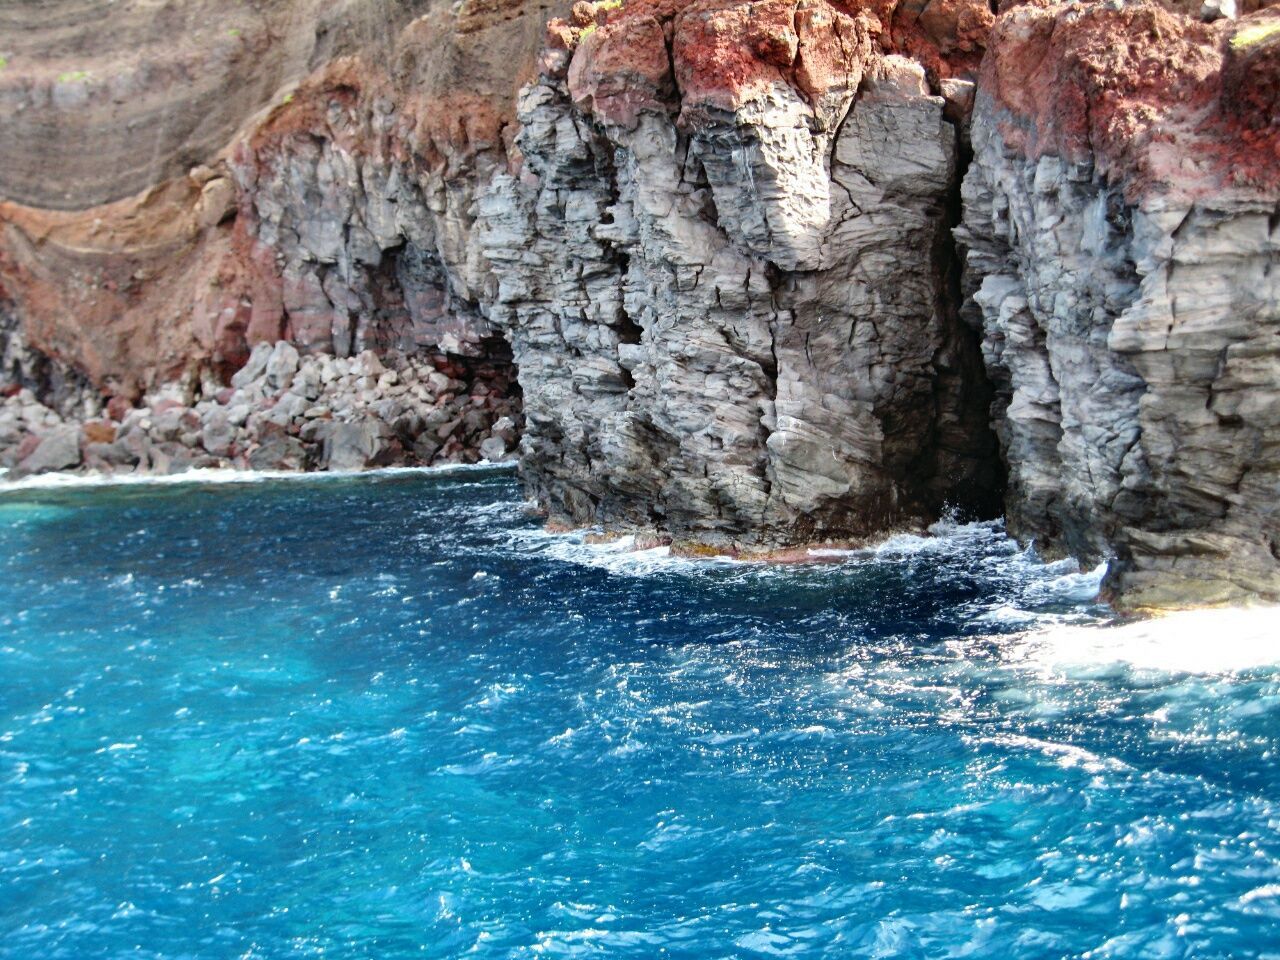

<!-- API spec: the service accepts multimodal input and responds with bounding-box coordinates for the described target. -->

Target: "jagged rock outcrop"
[958,2,1280,607]
[480,0,1002,549]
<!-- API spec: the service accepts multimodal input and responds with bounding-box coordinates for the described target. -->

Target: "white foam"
[0,461,515,493]
[1008,606,1280,675]
[507,529,739,577]
[508,517,1102,596]
[964,732,1129,773]
[515,520,1010,578]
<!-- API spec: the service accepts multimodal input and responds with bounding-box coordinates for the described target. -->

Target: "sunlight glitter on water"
[1,470,1277,959]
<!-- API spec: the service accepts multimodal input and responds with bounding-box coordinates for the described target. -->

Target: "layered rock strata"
[957,3,1280,606]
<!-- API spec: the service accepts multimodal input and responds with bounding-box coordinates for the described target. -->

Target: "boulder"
[83,440,140,470]
[479,435,510,462]
[14,426,81,475]
[320,419,395,470]
[247,435,309,471]
[231,341,274,389]
[265,341,301,390]
[200,408,236,457]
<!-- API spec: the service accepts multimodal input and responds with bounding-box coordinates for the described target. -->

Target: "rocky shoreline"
[1,0,1277,608]
[0,341,521,480]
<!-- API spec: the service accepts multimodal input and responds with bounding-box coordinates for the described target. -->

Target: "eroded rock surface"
[480,0,1002,549]
[958,2,1280,607]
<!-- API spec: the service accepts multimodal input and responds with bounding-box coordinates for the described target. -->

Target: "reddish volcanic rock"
[106,396,134,423]
[81,421,118,445]
[983,0,1280,200]
[671,0,803,112]
[558,0,991,132]
[567,15,673,127]
[1221,11,1280,141]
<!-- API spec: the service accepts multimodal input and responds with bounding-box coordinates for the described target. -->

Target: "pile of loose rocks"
[0,342,522,479]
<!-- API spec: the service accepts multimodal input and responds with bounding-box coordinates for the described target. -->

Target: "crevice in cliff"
[926,120,1006,522]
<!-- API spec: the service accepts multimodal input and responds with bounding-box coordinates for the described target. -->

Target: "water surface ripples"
[1,470,1278,958]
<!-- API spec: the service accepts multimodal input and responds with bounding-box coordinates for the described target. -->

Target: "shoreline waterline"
[0,459,518,493]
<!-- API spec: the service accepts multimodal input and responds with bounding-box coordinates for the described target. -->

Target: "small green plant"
[227,27,241,37]
[1230,20,1280,49]
[579,22,597,38]
[598,0,623,11]
[0,56,8,70]
[282,92,294,104]
[57,70,91,83]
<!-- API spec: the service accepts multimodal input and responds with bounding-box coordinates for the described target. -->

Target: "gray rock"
[83,440,140,469]
[288,364,322,401]
[476,47,999,547]
[265,340,300,391]
[201,408,236,457]
[14,425,81,475]
[320,420,395,471]
[231,341,273,389]
[247,435,309,471]
[263,391,309,428]
[479,435,509,462]
[957,89,1280,607]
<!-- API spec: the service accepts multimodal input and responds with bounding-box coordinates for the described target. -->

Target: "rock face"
[480,0,1002,548]
[0,0,563,397]
[957,2,1280,607]
[2,0,1279,607]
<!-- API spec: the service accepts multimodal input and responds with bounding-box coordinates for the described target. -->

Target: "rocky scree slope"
[1,0,1278,608]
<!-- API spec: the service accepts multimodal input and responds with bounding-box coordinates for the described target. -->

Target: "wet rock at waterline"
[479,2,1004,549]
[956,1,1280,607]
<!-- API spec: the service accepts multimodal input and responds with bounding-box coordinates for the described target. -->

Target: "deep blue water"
[1,469,1279,959]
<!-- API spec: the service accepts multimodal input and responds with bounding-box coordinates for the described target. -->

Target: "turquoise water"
[2,469,1279,959]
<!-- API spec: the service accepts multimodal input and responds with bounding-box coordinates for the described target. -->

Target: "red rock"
[983,0,1280,200]
[81,421,117,444]
[13,433,41,463]
[568,15,673,128]
[106,395,133,422]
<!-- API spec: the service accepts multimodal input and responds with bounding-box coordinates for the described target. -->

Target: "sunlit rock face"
[478,0,1002,547]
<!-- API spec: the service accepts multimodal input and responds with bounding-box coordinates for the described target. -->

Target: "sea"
[2,467,1278,958]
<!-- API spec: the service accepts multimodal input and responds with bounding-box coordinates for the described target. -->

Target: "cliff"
[958,1,1280,607]
[1,0,1277,608]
